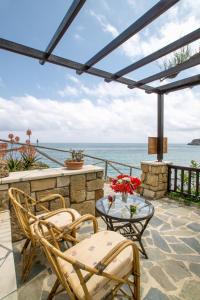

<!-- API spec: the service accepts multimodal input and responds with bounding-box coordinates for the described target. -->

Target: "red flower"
[110,174,141,194]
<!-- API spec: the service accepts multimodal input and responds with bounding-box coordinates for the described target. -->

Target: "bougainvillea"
[111,174,141,194]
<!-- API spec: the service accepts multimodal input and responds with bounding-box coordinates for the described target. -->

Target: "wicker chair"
[34,219,140,300]
[8,187,97,282]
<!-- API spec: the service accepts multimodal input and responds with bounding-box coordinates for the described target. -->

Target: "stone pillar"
[140,161,169,199]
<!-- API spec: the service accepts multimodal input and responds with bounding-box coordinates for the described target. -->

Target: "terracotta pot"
[64,160,84,170]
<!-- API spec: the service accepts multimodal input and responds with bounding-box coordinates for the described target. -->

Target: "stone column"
[140,161,169,199]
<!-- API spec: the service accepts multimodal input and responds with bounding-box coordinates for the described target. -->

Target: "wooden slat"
[180,169,184,194]
[188,170,192,195]
[0,38,155,93]
[107,28,200,81]
[196,171,199,197]
[77,0,179,74]
[128,53,200,88]
[40,0,86,64]
[174,168,178,192]
[149,74,200,94]
[167,165,172,192]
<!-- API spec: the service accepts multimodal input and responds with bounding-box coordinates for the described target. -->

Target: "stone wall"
[140,161,169,199]
[0,166,104,241]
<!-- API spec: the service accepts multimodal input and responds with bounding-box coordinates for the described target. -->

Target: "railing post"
[130,167,132,176]
[196,171,199,198]
[167,165,171,193]
[105,160,108,181]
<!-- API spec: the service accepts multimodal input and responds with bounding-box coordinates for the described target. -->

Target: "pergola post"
[157,93,164,162]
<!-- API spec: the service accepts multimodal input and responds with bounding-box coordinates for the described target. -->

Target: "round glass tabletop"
[96,194,154,222]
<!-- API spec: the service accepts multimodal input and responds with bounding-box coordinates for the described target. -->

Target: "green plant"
[181,160,200,197]
[21,152,40,170]
[169,160,200,204]
[7,156,22,172]
[190,160,200,168]
[5,130,47,172]
[160,45,199,81]
[169,191,200,206]
[33,161,49,169]
[69,150,84,162]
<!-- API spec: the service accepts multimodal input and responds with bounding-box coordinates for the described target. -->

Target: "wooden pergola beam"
[106,28,200,82]
[0,38,156,93]
[40,0,86,65]
[76,0,179,75]
[152,74,200,94]
[128,53,200,88]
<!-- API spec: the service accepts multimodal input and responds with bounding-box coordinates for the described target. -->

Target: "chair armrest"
[84,239,140,284]
[38,194,65,208]
[46,234,139,286]
[39,208,76,221]
[68,214,98,234]
[100,239,139,270]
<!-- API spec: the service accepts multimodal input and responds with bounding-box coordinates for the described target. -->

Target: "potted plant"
[64,150,84,170]
[160,45,199,81]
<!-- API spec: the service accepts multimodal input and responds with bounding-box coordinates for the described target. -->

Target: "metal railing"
[0,139,141,180]
[168,164,200,200]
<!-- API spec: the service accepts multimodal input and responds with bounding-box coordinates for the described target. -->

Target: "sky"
[0,0,200,143]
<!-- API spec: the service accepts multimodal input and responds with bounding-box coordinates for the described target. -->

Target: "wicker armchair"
[34,219,140,300]
[8,187,97,282]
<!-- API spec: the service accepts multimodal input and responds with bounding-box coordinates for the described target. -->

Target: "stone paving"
[0,210,17,299]
[6,198,200,299]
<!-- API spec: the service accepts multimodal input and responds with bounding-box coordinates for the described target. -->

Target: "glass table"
[96,194,154,258]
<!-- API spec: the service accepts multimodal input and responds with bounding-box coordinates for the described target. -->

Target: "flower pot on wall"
[64,160,84,170]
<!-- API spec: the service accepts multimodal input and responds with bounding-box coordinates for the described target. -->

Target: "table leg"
[138,237,148,259]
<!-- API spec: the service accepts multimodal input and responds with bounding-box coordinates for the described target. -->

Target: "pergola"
[0,0,199,161]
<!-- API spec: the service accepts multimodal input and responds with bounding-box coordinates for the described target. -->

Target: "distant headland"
[188,139,200,145]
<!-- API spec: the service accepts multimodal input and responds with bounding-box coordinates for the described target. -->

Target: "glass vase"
[121,192,128,202]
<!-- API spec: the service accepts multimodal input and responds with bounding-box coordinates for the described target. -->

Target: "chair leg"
[47,278,60,300]
[20,238,30,255]
[21,244,36,282]
[132,270,140,300]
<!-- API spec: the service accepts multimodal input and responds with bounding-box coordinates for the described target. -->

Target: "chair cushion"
[30,209,81,233]
[58,231,133,300]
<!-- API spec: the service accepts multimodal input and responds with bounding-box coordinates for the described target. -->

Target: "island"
[188,139,200,145]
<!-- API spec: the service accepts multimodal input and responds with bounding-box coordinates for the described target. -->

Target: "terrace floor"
[4,198,200,300]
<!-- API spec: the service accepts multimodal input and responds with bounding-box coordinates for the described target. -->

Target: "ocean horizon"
[36,143,200,177]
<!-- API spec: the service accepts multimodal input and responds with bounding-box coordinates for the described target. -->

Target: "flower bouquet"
[110,174,141,202]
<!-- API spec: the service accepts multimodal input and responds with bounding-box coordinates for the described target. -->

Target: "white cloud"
[89,1,200,62]
[101,0,110,12]
[80,81,137,98]
[58,85,79,97]
[1,80,200,143]
[89,10,119,37]
[74,33,84,41]
[67,75,79,83]
[138,16,199,58]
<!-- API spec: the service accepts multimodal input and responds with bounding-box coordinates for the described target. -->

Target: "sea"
[37,143,200,177]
